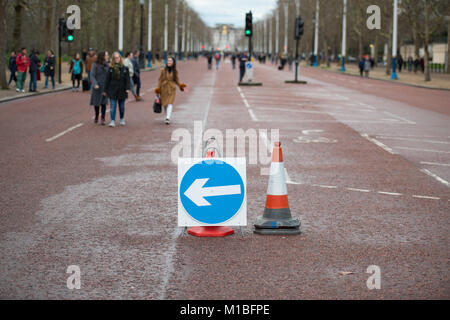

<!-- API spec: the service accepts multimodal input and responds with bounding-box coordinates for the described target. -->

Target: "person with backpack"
[215,51,221,70]
[44,50,56,90]
[69,53,84,92]
[154,56,187,125]
[103,52,131,127]
[15,48,30,93]
[8,51,17,87]
[90,51,110,126]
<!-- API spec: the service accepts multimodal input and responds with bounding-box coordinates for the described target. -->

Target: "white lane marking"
[394,147,450,154]
[313,185,338,189]
[382,111,416,125]
[361,134,398,155]
[46,123,84,142]
[358,102,376,110]
[412,195,441,200]
[420,169,450,187]
[248,109,259,122]
[377,136,450,145]
[255,106,374,118]
[420,162,450,167]
[237,88,259,122]
[285,168,302,185]
[346,188,371,193]
[378,191,403,196]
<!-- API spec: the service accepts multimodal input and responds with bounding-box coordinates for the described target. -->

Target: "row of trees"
[0,0,211,89]
[250,0,449,81]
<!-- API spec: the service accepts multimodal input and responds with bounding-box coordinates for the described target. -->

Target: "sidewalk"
[316,62,450,90]
[1,60,166,104]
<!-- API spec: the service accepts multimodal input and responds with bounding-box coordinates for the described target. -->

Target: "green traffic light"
[245,30,251,35]
[68,35,74,42]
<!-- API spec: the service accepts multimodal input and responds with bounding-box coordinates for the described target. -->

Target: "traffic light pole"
[58,18,63,85]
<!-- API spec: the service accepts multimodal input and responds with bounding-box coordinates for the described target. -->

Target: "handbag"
[153,95,162,113]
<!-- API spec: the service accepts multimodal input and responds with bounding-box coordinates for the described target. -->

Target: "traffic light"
[67,29,75,43]
[245,12,253,37]
[59,18,75,43]
[295,16,304,40]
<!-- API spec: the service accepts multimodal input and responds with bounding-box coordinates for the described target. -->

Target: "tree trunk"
[447,2,450,73]
[424,0,431,82]
[13,3,24,50]
[0,0,8,89]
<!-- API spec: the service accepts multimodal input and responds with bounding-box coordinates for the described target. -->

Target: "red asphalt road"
[0,59,448,299]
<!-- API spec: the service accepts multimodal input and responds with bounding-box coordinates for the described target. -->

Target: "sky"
[186,0,277,28]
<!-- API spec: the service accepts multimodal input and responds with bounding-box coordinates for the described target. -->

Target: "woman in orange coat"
[155,57,187,125]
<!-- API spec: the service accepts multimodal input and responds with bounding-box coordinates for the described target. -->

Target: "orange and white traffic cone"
[254,142,301,235]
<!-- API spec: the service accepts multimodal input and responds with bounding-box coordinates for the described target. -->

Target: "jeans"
[240,67,246,82]
[29,71,37,92]
[8,72,17,85]
[129,77,136,97]
[110,98,125,121]
[133,74,141,96]
[16,72,26,90]
[45,76,55,89]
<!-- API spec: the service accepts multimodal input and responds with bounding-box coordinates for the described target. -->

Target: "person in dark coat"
[8,51,17,86]
[44,50,56,89]
[90,51,110,125]
[239,52,249,83]
[132,50,142,99]
[103,52,131,127]
[28,50,41,92]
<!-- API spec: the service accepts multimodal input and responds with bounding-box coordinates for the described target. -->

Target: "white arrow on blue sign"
[178,158,247,227]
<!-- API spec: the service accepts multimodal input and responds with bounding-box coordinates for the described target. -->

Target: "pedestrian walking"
[28,50,41,93]
[85,48,97,88]
[44,50,56,90]
[124,52,140,102]
[398,55,404,73]
[90,51,110,126]
[132,50,142,101]
[359,57,365,77]
[231,53,237,70]
[15,48,30,93]
[69,53,84,92]
[154,57,187,125]
[239,52,249,83]
[8,51,17,87]
[103,52,130,128]
[207,52,213,70]
[364,57,371,78]
[215,51,221,70]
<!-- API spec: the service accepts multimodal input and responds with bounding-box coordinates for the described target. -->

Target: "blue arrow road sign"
[180,159,245,225]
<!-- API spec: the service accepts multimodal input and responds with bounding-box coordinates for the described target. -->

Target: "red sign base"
[188,226,235,237]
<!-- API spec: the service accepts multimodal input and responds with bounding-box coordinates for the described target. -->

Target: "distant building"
[211,24,243,51]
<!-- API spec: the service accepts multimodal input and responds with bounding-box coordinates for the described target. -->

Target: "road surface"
[0,59,448,299]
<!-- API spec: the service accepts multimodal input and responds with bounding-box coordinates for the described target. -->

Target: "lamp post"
[313,0,319,67]
[147,0,152,68]
[341,0,347,72]
[119,0,123,54]
[391,0,399,80]
[139,0,145,68]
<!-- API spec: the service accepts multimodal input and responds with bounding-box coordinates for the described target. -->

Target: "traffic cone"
[254,142,301,235]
